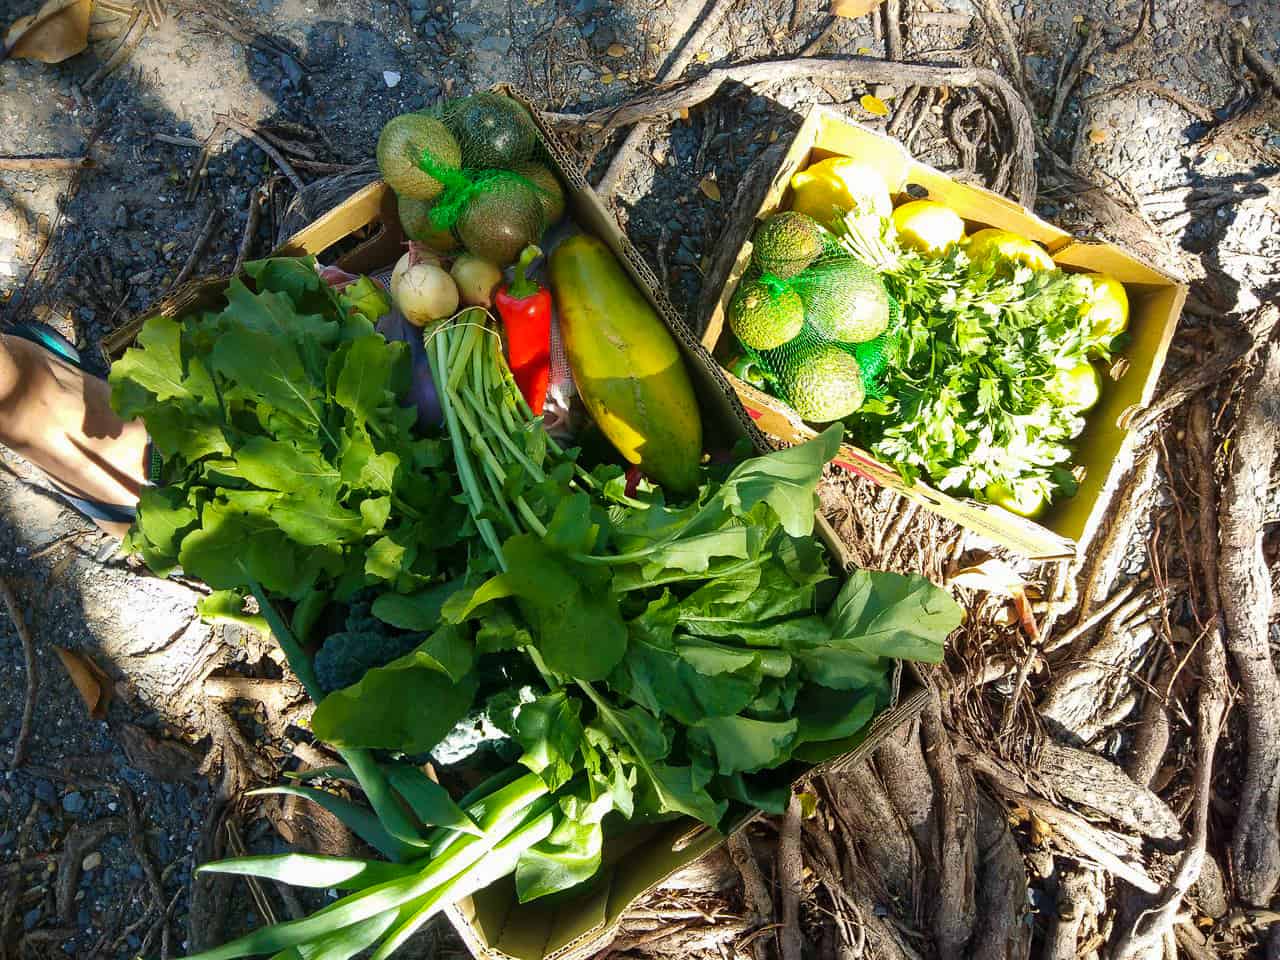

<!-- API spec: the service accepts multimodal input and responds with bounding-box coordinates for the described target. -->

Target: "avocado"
[729,278,805,350]
[793,258,891,343]
[751,211,825,279]
[776,341,866,422]
[456,174,544,266]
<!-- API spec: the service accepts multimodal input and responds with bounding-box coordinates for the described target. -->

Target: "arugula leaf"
[371,580,462,630]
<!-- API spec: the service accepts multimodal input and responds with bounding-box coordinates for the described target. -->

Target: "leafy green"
[835,234,1110,504]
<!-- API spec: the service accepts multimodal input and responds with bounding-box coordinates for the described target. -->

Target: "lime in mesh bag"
[728,216,899,423]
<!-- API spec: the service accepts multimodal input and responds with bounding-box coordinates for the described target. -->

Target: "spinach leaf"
[824,570,962,662]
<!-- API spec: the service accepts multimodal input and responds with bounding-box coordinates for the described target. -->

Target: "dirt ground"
[0,0,1278,957]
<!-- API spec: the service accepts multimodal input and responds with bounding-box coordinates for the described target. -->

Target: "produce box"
[109,92,932,960]
[701,105,1187,559]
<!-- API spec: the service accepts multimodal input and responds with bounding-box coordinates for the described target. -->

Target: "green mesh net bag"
[728,237,900,423]
[382,93,565,266]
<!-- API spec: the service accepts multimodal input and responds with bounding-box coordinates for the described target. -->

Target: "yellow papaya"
[549,234,703,493]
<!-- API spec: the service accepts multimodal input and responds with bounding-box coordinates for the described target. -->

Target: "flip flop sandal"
[4,322,148,524]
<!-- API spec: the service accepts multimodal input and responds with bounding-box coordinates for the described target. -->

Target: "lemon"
[890,200,965,253]
[790,157,892,228]
[966,228,1055,271]
[983,483,1048,519]
[1081,272,1129,339]
[1051,361,1101,411]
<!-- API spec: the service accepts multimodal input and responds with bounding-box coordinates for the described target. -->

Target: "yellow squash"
[549,234,703,493]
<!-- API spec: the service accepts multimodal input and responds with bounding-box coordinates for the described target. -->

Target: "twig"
[84,9,147,92]
[217,115,309,211]
[594,0,735,199]
[0,156,93,171]
[0,577,37,769]
[1219,340,1280,906]
[1044,581,1140,653]
[778,793,804,960]
[57,818,126,922]
[799,17,838,56]
[186,120,225,203]
[1046,24,1104,140]
[1084,78,1215,123]
[171,207,221,290]
[550,56,1038,205]
[1234,23,1280,95]
[121,785,171,958]
[968,0,1030,105]
[883,0,903,61]
[153,133,204,148]
[232,186,263,276]
[1129,302,1278,432]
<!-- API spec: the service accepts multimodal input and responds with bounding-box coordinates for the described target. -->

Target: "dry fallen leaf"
[601,72,614,84]
[606,42,625,57]
[698,177,721,201]
[860,94,891,117]
[831,0,886,18]
[1088,127,1109,144]
[3,0,92,64]
[53,645,113,719]
[947,556,1040,642]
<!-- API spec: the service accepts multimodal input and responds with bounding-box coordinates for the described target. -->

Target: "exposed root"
[1219,340,1280,905]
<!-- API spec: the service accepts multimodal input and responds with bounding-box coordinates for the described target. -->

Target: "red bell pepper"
[495,244,552,415]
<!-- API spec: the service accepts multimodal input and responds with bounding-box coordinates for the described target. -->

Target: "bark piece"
[1038,741,1181,840]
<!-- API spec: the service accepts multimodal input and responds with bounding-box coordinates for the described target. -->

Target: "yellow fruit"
[789,157,892,228]
[983,483,1047,519]
[1081,272,1129,339]
[549,234,703,493]
[966,228,1055,271]
[1051,361,1101,410]
[890,200,965,253]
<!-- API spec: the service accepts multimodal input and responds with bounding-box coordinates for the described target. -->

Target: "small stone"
[113,204,128,229]
[383,70,401,88]
[61,792,86,814]
[33,779,56,805]
[81,852,102,871]
[279,54,303,88]
[452,21,484,38]
[747,95,769,115]
[872,84,896,100]
[571,0,595,16]
[23,907,41,930]
[478,34,511,54]
[590,22,616,51]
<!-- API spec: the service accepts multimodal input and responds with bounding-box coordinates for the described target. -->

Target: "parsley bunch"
[836,221,1109,506]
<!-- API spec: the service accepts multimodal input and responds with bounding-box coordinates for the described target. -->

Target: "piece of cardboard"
[109,95,933,960]
[701,106,1188,559]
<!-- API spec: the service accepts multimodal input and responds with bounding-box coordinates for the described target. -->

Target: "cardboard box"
[108,95,931,959]
[701,105,1187,559]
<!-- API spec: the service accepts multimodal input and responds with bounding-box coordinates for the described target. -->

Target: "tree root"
[920,700,976,956]
[1219,340,1280,905]
[968,789,1030,960]
[549,56,1038,205]
[0,576,37,769]
[56,817,126,922]
[1037,741,1181,841]
[777,794,804,960]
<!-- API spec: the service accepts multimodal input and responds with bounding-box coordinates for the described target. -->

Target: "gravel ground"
[0,0,1276,955]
